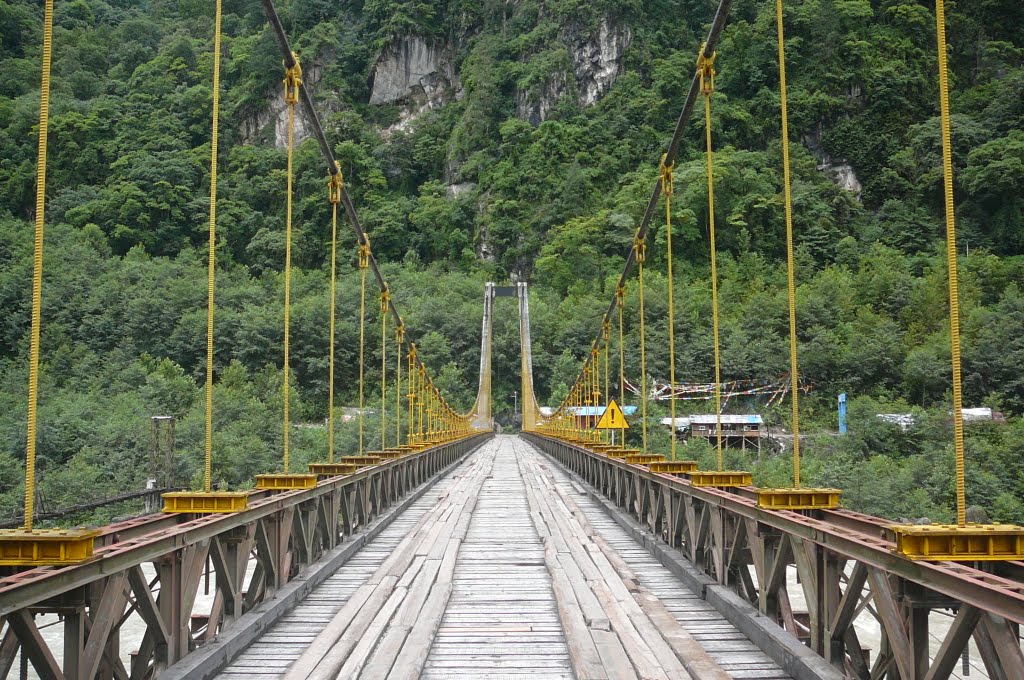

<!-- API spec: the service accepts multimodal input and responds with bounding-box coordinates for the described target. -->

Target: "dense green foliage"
[0,0,1022,524]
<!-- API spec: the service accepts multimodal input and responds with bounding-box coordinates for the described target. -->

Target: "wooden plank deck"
[217,436,791,679]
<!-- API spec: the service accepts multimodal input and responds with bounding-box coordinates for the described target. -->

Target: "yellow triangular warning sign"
[595,400,629,429]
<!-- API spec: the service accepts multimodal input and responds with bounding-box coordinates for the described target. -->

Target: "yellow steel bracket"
[308,462,358,479]
[697,44,716,96]
[255,474,317,491]
[649,460,699,475]
[283,53,302,104]
[602,319,611,343]
[659,154,674,197]
[615,284,626,308]
[688,470,753,488]
[380,287,391,314]
[162,490,249,514]
[891,523,1024,561]
[0,529,100,566]
[328,163,344,204]
[757,488,842,511]
[633,232,646,264]
[358,236,371,269]
[397,322,406,344]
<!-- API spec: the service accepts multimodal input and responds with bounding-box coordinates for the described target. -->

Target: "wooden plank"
[387,538,460,680]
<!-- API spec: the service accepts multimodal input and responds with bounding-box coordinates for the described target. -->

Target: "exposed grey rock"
[817,160,863,201]
[369,36,457,107]
[574,18,631,105]
[447,182,476,198]
[516,17,631,124]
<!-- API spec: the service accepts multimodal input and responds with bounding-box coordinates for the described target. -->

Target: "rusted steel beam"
[0,436,488,616]
[526,434,1024,624]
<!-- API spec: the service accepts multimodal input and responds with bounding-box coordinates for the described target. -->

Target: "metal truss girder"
[526,434,1024,625]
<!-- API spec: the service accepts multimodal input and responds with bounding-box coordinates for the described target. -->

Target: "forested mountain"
[1,0,1022,523]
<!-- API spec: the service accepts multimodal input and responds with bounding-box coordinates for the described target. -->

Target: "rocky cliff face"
[369,36,457,106]
[369,36,459,133]
[517,18,631,124]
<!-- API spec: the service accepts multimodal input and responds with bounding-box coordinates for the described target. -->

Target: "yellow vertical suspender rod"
[598,319,606,444]
[202,0,224,492]
[634,232,648,453]
[408,345,417,444]
[592,345,601,441]
[934,0,967,526]
[357,238,370,455]
[22,0,55,530]
[396,322,405,447]
[282,54,302,474]
[616,285,626,445]
[381,288,390,449]
[660,155,678,461]
[774,0,803,488]
[698,45,725,471]
[327,165,343,463]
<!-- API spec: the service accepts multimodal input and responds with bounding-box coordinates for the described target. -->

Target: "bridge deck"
[218,436,789,679]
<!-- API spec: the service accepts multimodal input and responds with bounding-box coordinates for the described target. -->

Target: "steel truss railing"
[0,434,490,680]
[526,434,1024,680]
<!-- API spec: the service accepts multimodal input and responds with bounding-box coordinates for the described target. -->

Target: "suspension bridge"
[1,0,1023,678]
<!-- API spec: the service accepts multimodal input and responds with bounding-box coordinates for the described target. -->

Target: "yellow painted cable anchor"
[890,0,1023,560]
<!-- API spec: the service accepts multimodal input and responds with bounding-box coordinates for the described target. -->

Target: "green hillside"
[1,0,1023,523]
